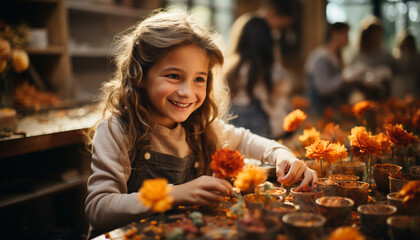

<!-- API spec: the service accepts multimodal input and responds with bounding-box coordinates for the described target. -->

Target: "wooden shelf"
[70,47,110,57]
[67,1,148,18]
[0,175,88,208]
[26,46,65,55]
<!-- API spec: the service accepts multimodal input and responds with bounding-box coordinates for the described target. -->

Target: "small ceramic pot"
[244,193,276,210]
[357,204,397,239]
[387,216,420,240]
[290,187,323,213]
[373,163,402,192]
[314,178,338,196]
[389,176,420,193]
[329,174,359,182]
[330,161,366,180]
[282,212,326,240]
[236,210,278,240]
[387,192,407,215]
[264,201,300,234]
[315,196,354,229]
[255,186,287,202]
[336,181,369,209]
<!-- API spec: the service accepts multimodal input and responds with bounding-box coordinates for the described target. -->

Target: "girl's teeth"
[171,100,189,107]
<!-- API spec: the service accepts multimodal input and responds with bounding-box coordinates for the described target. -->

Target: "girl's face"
[143,45,210,128]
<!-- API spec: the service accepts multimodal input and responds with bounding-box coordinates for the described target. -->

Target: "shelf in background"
[70,47,110,57]
[67,1,148,18]
[26,46,65,55]
[0,175,89,208]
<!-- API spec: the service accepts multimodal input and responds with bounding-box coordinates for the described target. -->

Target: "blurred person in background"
[343,16,396,103]
[224,17,292,139]
[305,22,351,116]
[228,0,296,63]
[392,29,420,98]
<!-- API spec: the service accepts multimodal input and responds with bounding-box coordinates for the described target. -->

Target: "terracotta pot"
[357,204,397,239]
[386,192,407,215]
[389,176,420,193]
[314,178,338,196]
[282,212,326,240]
[315,196,354,229]
[236,211,278,240]
[387,216,420,240]
[243,193,276,210]
[372,163,402,192]
[330,161,366,179]
[329,174,359,181]
[254,186,287,202]
[264,202,300,234]
[336,181,369,209]
[290,187,323,213]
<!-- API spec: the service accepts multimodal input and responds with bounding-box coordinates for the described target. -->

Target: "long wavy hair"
[85,10,225,176]
[225,17,274,100]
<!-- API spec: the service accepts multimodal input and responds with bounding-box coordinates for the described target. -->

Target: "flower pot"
[357,204,397,239]
[329,174,359,181]
[336,181,369,209]
[389,176,420,193]
[373,163,402,192]
[330,161,365,180]
[236,210,278,240]
[290,187,323,213]
[315,196,354,229]
[314,178,338,196]
[387,216,420,240]
[387,192,407,215]
[282,212,326,240]
[254,186,287,202]
[263,201,300,234]
[243,193,276,210]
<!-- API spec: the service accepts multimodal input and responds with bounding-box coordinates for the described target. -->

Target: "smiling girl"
[84,10,317,235]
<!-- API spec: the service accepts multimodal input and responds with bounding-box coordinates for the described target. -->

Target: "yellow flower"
[138,178,173,213]
[234,165,267,193]
[283,109,307,132]
[298,127,320,146]
[12,49,29,73]
[0,59,6,73]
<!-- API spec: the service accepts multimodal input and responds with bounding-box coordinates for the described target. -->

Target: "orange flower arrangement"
[210,148,245,179]
[348,126,383,184]
[234,165,267,193]
[329,226,365,240]
[138,178,173,213]
[306,139,346,177]
[352,100,373,118]
[385,123,419,167]
[283,109,307,132]
[298,127,320,147]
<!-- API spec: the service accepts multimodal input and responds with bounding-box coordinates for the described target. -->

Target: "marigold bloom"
[305,139,337,164]
[330,142,348,161]
[329,226,365,240]
[375,132,391,152]
[210,148,245,179]
[352,100,373,118]
[283,109,307,132]
[138,178,173,213]
[12,49,29,73]
[234,165,267,192]
[385,124,419,148]
[298,127,320,146]
[348,126,382,157]
[397,181,420,204]
[322,122,347,144]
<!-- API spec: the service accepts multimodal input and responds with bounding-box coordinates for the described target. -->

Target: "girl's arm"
[215,120,317,187]
[85,119,151,232]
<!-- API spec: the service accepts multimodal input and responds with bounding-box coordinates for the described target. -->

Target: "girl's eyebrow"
[161,67,208,76]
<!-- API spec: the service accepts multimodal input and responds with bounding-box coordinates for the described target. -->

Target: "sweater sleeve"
[311,55,343,96]
[214,120,297,165]
[85,119,151,232]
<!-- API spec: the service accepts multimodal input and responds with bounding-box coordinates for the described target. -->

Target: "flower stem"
[320,159,323,178]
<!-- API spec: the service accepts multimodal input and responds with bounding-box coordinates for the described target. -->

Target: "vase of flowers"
[0,22,30,107]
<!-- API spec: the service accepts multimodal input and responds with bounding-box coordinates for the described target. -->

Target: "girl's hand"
[276,156,317,188]
[170,176,233,207]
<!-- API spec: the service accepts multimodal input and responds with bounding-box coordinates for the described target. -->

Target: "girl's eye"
[195,77,206,83]
[166,74,180,80]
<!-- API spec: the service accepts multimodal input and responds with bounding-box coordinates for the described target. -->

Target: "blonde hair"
[85,10,226,176]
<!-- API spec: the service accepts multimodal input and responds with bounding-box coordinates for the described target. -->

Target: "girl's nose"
[177,81,193,97]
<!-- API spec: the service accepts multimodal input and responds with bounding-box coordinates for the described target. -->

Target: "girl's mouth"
[168,99,192,108]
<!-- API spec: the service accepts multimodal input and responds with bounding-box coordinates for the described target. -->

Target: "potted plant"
[336,181,369,209]
[387,216,420,240]
[290,186,323,213]
[314,178,338,196]
[264,201,300,234]
[315,196,353,229]
[329,174,359,181]
[389,170,420,193]
[282,212,326,240]
[357,204,397,239]
[330,160,366,180]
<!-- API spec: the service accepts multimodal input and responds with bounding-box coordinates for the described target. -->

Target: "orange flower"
[348,126,382,157]
[375,132,391,152]
[397,181,420,204]
[385,124,418,148]
[305,139,337,164]
[298,127,320,146]
[291,95,310,110]
[210,148,245,179]
[138,178,173,213]
[322,122,347,144]
[352,100,373,118]
[329,226,365,240]
[283,109,307,132]
[330,142,348,161]
[234,165,267,192]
